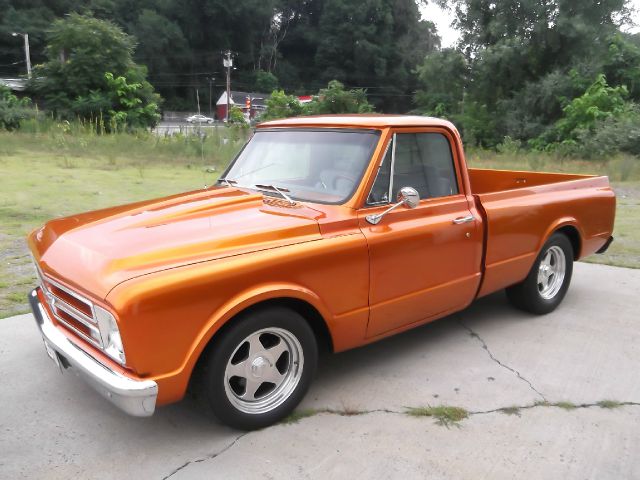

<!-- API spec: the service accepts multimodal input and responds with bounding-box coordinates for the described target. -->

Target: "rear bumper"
[596,236,614,254]
[29,288,158,417]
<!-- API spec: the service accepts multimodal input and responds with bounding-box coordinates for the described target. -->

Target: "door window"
[367,132,458,204]
[393,133,458,199]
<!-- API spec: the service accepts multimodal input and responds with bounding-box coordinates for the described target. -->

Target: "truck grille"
[36,267,103,349]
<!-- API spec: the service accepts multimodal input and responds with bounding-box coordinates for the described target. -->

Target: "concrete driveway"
[1,262,639,479]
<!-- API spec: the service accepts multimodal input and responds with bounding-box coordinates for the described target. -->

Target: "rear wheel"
[202,306,317,430]
[506,233,573,314]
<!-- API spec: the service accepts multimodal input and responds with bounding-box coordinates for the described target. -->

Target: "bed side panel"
[476,176,615,297]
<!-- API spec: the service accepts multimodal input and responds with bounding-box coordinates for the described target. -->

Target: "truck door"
[358,129,483,338]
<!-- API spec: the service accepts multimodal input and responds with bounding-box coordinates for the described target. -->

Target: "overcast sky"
[421,1,640,48]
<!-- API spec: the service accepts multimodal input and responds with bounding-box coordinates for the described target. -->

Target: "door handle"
[452,215,475,225]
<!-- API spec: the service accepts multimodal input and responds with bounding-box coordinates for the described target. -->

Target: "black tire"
[506,233,574,314]
[201,306,318,430]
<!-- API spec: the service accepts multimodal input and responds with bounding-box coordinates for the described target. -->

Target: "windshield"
[220,129,381,204]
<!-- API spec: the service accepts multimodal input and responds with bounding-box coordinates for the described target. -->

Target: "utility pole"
[207,76,215,117]
[11,32,32,79]
[223,51,233,122]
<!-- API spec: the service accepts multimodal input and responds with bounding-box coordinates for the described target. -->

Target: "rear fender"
[537,218,584,259]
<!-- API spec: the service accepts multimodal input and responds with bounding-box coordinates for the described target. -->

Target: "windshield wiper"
[218,177,237,187]
[253,184,296,206]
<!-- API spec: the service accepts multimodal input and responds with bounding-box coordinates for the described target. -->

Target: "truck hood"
[29,187,323,299]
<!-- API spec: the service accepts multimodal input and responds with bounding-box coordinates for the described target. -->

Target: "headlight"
[94,305,126,365]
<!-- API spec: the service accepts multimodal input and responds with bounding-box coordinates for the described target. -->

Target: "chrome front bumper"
[29,288,158,417]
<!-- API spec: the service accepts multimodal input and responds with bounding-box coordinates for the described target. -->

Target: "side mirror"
[398,186,420,209]
[366,186,420,225]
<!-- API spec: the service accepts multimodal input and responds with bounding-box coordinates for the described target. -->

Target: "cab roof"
[257,114,456,130]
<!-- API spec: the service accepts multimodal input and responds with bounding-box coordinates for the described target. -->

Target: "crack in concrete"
[161,402,640,477]
[302,402,640,420]
[458,319,548,402]
[161,432,248,480]
[470,401,640,416]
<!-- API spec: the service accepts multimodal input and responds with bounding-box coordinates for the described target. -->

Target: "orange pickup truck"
[28,115,615,429]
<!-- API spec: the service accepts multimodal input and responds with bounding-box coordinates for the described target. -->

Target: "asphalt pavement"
[1,262,639,479]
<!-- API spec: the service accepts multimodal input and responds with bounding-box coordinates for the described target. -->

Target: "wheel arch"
[209,296,334,354]
[540,219,584,260]
[184,286,335,396]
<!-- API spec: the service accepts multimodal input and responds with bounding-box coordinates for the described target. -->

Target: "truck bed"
[468,168,616,298]
[468,168,592,195]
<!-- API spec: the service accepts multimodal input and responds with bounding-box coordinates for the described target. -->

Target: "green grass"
[597,400,623,409]
[0,127,247,318]
[584,182,640,269]
[555,401,578,410]
[405,405,469,427]
[280,409,320,424]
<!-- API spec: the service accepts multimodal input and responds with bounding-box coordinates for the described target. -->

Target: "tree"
[312,0,437,111]
[421,0,638,147]
[254,70,279,93]
[130,8,190,108]
[543,74,629,145]
[0,1,439,113]
[261,81,374,120]
[306,80,374,114]
[414,49,468,117]
[103,72,160,129]
[227,105,247,124]
[33,13,160,129]
[260,89,305,120]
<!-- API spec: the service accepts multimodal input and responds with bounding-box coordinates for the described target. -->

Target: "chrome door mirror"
[366,186,420,225]
[398,186,420,209]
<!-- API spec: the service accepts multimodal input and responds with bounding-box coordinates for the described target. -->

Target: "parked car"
[186,114,214,124]
[28,115,616,430]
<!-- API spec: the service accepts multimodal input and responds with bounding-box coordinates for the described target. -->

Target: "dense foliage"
[0,0,638,156]
[0,85,33,130]
[261,80,373,120]
[415,0,640,153]
[0,0,437,112]
[31,14,160,129]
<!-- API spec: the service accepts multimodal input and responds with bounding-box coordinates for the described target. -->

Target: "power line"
[0,60,25,67]
[147,71,220,77]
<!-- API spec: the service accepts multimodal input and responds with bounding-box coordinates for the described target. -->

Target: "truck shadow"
[315,291,516,380]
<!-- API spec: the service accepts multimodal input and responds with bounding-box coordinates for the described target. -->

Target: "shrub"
[260,90,306,121]
[306,80,373,115]
[0,86,34,130]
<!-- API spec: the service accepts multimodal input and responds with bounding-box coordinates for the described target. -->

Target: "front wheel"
[202,306,318,430]
[506,233,574,314]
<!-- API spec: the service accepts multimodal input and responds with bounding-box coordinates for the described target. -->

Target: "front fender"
[107,233,370,405]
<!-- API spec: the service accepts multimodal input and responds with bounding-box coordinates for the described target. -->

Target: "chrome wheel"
[537,246,566,300]
[223,327,304,415]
